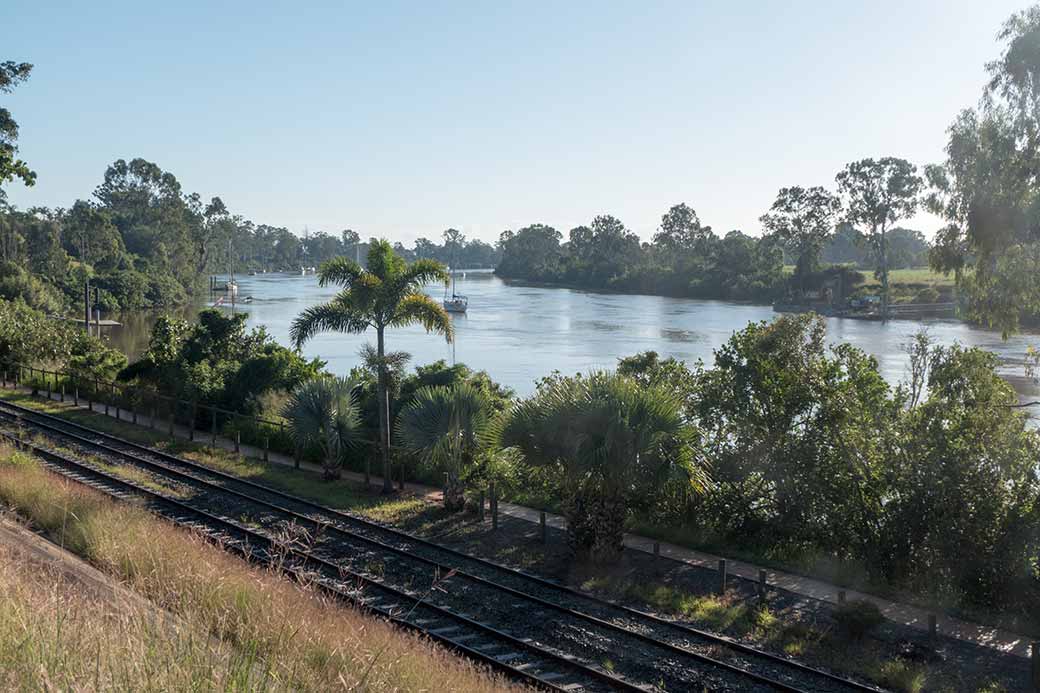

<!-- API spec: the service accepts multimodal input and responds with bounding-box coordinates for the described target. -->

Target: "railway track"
[0,398,884,693]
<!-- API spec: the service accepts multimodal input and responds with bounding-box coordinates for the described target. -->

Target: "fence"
[1,362,301,466]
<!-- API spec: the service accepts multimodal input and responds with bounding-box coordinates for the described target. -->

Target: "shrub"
[834,599,884,639]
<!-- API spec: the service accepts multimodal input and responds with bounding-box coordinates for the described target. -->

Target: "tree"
[499,371,706,562]
[289,240,452,493]
[759,186,841,289]
[881,345,1040,606]
[925,8,1040,335]
[396,383,494,510]
[836,158,923,318]
[0,61,35,201]
[284,376,363,480]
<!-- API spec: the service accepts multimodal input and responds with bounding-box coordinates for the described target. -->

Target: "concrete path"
[7,384,1037,659]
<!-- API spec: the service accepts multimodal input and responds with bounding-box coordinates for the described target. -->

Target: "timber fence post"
[479,491,485,521]
[235,430,240,454]
[189,401,196,442]
[758,569,767,598]
[263,436,269,463]
[540,511,547,544]
[717,559,727,594]
[1030,641,1039,691]
[211,408,218,447]
[490,482,498,530]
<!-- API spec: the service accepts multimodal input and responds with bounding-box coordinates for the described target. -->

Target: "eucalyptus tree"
[925,6,1040,335]
[0,60,35,200]
[290,240,452,493]
[759,186,841,291]
[835,158,922,319]
[283,376,362,481]
[499,371,706,562]
[396,382,494,511]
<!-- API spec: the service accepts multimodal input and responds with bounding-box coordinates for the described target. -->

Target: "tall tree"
[0,61,35,202]
[289,240,452,493]
[836,158,922,318]
[926,7,1040,335]
[759,186,841,290]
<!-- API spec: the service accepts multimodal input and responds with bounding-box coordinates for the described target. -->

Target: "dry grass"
[0,443,520,692]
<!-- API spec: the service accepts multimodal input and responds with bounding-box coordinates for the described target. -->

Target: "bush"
[834,599,884,639]
[913,286,940,303]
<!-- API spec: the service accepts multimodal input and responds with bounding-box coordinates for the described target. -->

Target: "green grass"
[781,265,955,287]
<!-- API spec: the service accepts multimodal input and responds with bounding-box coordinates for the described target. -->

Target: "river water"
[108,270,1040,415]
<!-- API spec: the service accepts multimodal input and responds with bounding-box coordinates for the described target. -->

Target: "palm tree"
[396,383,493,511]
[283,376,362,480]
[290,240,452,493]
[499,371,707,562]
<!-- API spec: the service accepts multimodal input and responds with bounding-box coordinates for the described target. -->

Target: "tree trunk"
[878,223,889,322]
[563,488,627,563]
[444,468,466,512]
[376,327,394,494]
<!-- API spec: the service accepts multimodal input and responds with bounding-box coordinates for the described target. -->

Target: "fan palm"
[283,376,362,481]
[396,383,493,511]
[499,371,707,562]
[290,240,452,493]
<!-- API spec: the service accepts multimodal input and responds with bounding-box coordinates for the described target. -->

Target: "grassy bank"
[0,443,518,692]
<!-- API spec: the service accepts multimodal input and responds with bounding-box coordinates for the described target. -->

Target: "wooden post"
[478,491,485,521]
[234,430,241,453]
[540,511,547,544]
[113,384,119,421]
[758,569,767,598]
[928,614,937,639]
[717,559,727,594]
[294,444,301,469]
[189,401,196,441]
[60,382,65,403]
[838,590,847,605]
[490,482,498,530]
[73,385,79,407]
[2,368,6,388]
[46,372,51,400]
[263,437,269,463]
[211,408,218,446]
[1031,641,1039,691]
[132,396,138,424]
[86,384,92,411]
[653,541,660,559]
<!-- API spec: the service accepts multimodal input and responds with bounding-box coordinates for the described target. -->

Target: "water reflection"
[106,271,1040,417]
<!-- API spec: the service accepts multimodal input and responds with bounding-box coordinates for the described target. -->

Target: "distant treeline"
[0,157,501,315]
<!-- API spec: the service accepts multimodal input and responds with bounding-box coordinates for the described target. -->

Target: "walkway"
[5,384,1036,659]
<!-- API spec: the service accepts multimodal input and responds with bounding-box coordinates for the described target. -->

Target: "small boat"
[443,258,468,313]
[443,295,468,313]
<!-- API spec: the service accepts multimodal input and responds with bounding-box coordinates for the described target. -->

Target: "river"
[107,270,1040,415]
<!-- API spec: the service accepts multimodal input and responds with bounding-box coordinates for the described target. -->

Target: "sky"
[3,1,1033,245]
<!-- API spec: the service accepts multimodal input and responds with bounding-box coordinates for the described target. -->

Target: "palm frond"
[317,257,366,288]
[394,258,451,293]
[390,293,454,341]
[289,298,371,349]
[396,383,493,472]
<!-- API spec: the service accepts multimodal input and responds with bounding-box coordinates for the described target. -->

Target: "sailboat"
[443,252,468,313]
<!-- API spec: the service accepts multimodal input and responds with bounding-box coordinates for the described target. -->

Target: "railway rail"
[0,397,884,693]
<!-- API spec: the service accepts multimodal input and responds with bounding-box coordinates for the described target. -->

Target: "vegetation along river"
[108,270,1040,416]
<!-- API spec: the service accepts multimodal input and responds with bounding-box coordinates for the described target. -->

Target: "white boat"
[443,295,468,313]
[443,259,468,313]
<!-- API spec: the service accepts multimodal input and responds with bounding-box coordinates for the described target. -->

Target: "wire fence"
[1,362,301,466]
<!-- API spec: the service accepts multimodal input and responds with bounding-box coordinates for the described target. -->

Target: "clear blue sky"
[3,1,1031,244]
